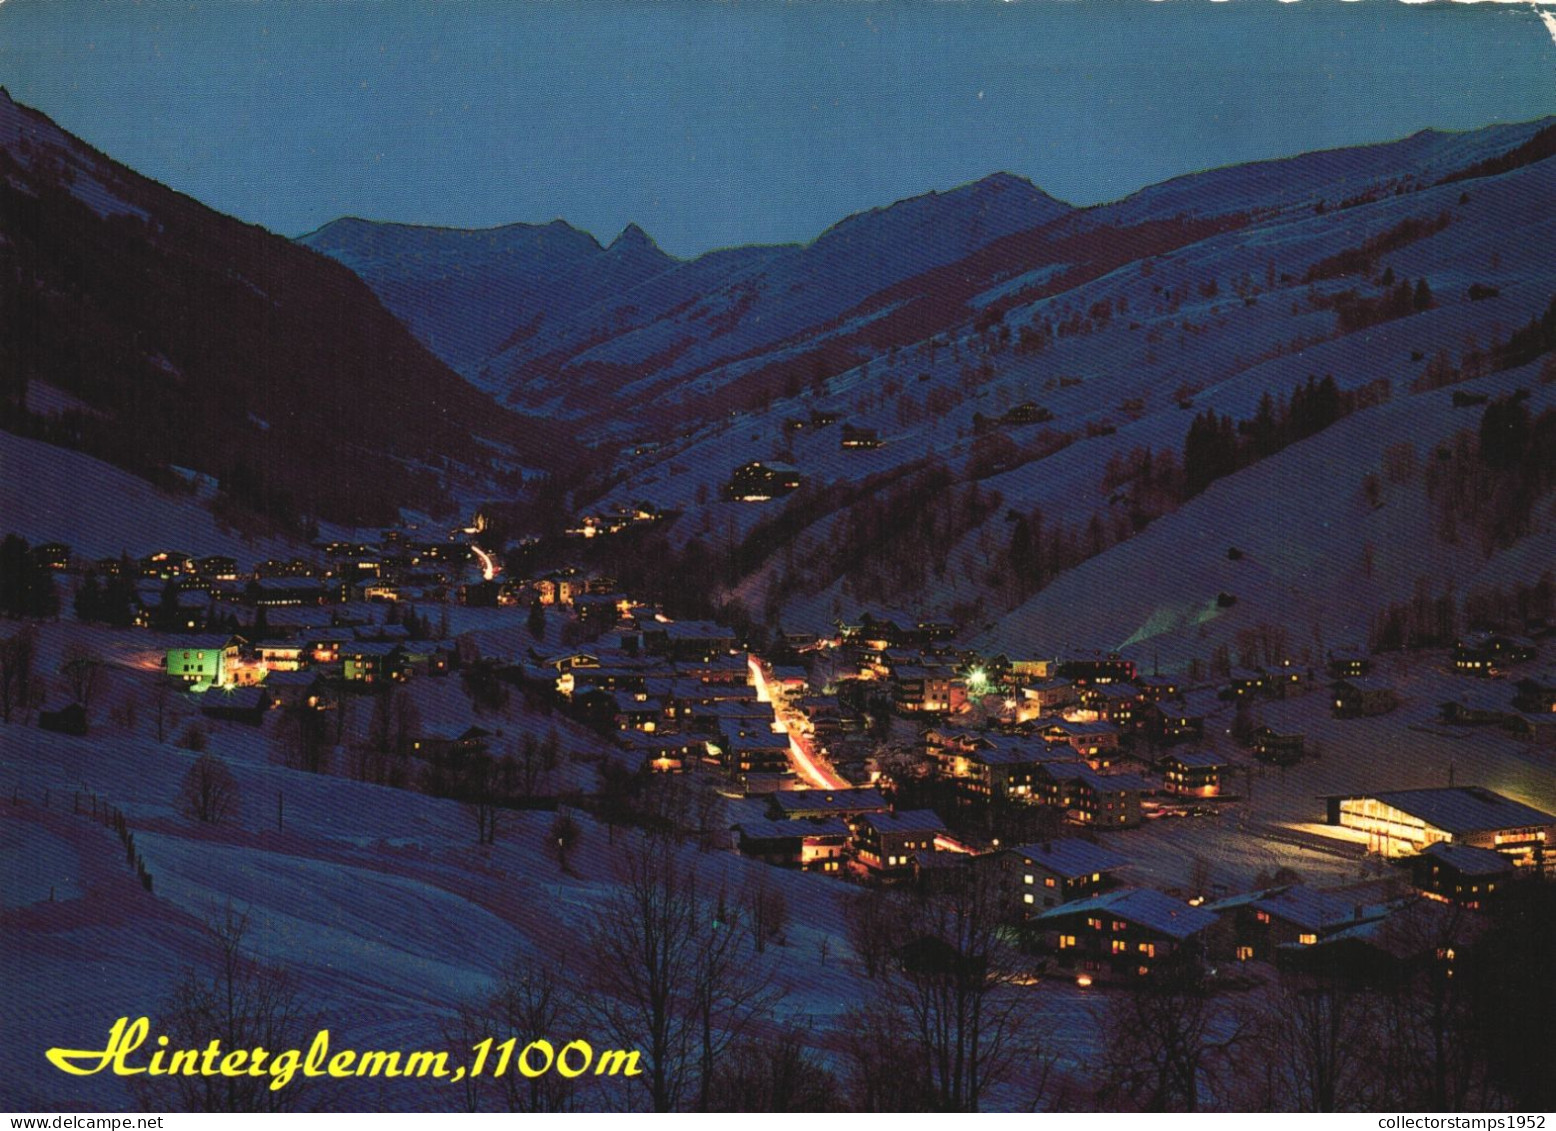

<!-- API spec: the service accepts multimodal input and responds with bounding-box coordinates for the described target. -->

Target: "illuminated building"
[1324,786,1554,863]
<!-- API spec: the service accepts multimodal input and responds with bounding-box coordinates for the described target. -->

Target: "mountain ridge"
[300,118,1555,433]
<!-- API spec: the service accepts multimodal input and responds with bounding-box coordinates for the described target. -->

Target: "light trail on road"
[470,543,498,581]
[751,653,849,789]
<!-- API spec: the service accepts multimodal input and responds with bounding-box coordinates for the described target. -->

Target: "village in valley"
[4,495,1555,1108]
[8,518,1555,915]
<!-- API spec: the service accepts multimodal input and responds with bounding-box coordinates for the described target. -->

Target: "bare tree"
[59,641,102,711]
[693,779,726,852]
[330,686,353,746]
[176,752,242,825]
[1369,903,1488,1110]
[462,659,510,715]
[549,809,581,873]
[1096,948,1245,1111]
[872,868,1053,1111]
[582,833,780,1111]
[843,886,905,979]
[134,904,313,1112]
[689,884,782,1113]
[454,746,518,846]
[741,870,789,954]
[583,833,701,1111]
[516,730,560,799]
[392,690,419,765]
[1226,902,1497,1112]
[366,689,395,777]
[365,687,420,783]
[638,770,696,833]
[838,999,942,1112]
[439,1001,489,1114]
[705,1027,843,1112]
[277,701,330,775]
[22,676,44,725]
[109,690,139,731]
[1242,975,1380,1111]
[149,677,172,743]
[448,952,580,1112]
[0,625,37,723]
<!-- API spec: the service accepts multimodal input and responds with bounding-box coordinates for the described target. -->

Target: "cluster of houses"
[1452,630,1539,676]
[61,532,483,626]
[730,789,948,876]
[28,531,519,725]
[771,408,878,449]
[1326,630,1551,744]
[724,416,894,505]
[729,773,1551,983]
[563,502,669,540]
[725,461,803,502]
[132,554,1552,939]
[512,617,787,778]
[1437,646,1556,743]
[1025,781,1553,983]
[700,609,1553,987]
[461,568,632,613]
[159,621,451,723]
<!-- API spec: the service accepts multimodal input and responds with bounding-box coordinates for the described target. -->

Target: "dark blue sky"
[3,0,1554,257]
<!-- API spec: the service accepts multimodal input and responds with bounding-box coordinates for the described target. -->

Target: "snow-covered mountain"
[301,172,1076,423]
[302,118,1556,474]
[297,216,678,379]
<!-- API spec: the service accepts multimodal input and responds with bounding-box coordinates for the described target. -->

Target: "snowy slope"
[978,359,1556,668]
[0,431,306,563]
[1,702,877,1111]
[583,139,1556,658]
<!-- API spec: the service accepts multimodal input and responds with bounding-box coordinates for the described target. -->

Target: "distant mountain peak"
[975,170,1036,191]
[960,170,1070,209]
[608,222,660,253]
[814,170,1072,251]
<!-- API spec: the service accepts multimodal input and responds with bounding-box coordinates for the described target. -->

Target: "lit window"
[1024,874,1034,885]
[1023,893,1034,905]
[1299,933,1317,946]
[1045,876,1056,888]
